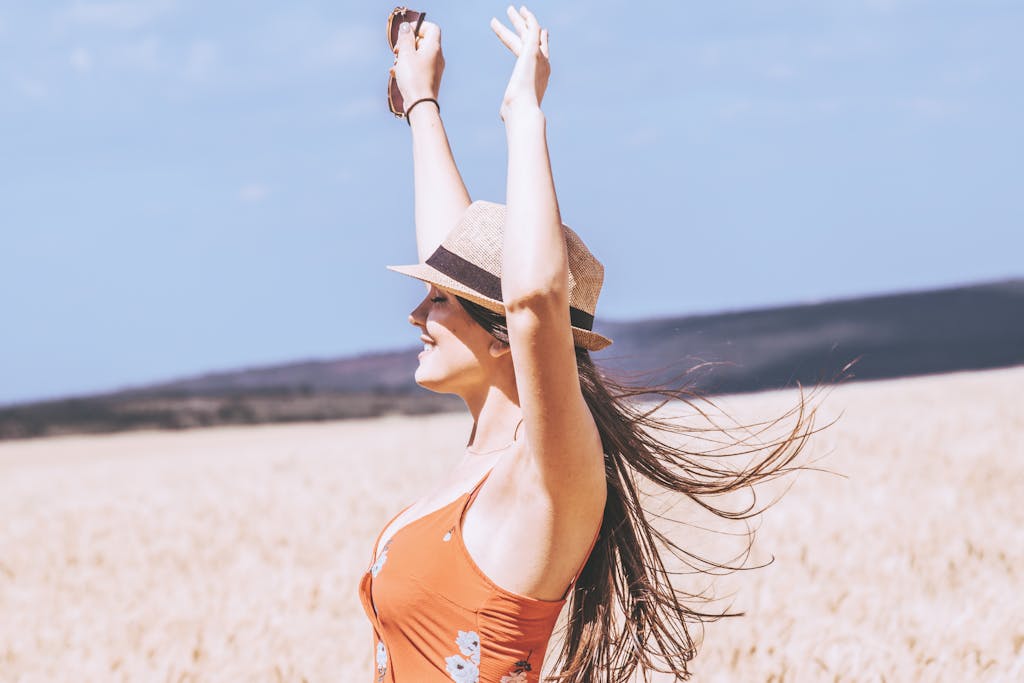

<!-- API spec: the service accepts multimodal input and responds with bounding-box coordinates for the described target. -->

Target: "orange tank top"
[358,465,601,683]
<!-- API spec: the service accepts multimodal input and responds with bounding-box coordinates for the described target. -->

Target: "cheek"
[428,307,472,339]
[428,318,491,363]
[417,334,481,384]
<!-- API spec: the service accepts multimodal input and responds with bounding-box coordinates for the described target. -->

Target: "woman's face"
[408,283,506,394]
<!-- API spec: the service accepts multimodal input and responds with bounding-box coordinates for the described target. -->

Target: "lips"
[419,335,436,357]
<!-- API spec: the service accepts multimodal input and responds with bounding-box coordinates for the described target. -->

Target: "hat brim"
[386,263,613,352]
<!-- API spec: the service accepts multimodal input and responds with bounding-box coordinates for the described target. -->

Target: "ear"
[488,337,511,359]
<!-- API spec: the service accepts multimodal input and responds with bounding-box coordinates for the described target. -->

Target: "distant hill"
[1,278,1021,441]
[594,277,1024,394]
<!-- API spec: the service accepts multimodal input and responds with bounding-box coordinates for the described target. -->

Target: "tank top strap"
[461,465,497,517]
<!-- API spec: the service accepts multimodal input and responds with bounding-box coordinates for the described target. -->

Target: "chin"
[413,363,448,393]
[413,372,438,391]
[414,358,468,395]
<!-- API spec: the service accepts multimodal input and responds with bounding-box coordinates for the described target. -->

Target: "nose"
[408,294,430,328]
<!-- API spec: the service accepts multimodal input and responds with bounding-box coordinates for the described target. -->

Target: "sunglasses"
[386,6,426,119]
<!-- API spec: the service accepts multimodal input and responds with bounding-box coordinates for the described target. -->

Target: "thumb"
[395,21,415,52]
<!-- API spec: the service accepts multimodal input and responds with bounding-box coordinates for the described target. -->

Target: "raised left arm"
[492,6,603,492]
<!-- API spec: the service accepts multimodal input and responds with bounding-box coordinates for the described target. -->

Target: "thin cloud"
[863,0,923,13]
[762,62,796,81]
[338,95,377,120]
[941,62,993,86]
[13,75,48,99]
[57,0,176,31]
[813,97,848,114]
[898,96,963,119]
[183,40,219,82]
[238,184,269,203]
[623,125,661,148]
[692,31,883,75]
[308,25,378,67]
[107,36,162,72]
[69,47,94,73]
[719,99,754,119]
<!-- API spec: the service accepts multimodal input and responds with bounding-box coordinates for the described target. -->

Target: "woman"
[360,6,836,682]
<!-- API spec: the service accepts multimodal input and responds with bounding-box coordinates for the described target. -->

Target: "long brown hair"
[455,294,850,682]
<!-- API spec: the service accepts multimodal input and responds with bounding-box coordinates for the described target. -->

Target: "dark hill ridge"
[116,348,424,398]
[593,277,1024,394]
[1,278,1021,440]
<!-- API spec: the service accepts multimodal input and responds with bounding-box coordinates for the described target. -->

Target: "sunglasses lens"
[388,74,404,116]
[388,13,400,49]
[387,8,425,118]
[388,9,423,50]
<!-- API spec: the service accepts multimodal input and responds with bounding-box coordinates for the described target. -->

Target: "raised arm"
[490,6,604,491]
[391,19,471,262]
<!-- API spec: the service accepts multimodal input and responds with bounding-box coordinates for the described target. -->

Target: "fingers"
[508,5,542,56]
[490,16,521,56]
[505,4,527,34]
[519,6,543,41]
[418,20,441,46]
[493,6,549,59]
[395,19,440,58]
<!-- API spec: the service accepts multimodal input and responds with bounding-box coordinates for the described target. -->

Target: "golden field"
[1,365,1022,682]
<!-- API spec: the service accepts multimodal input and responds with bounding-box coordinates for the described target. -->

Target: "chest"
[366,500,486,621]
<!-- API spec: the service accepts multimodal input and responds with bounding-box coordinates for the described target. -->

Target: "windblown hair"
[454,294,850,682]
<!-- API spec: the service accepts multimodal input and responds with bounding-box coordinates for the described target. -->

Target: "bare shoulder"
[462,437,606,601]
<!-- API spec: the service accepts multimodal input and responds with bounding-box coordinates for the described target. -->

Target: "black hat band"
[426,245,595,331]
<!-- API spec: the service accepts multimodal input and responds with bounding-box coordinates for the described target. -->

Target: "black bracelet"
[405,97,439,125]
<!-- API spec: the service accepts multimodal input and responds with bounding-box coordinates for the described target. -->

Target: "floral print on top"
[375,641,388,682]
[499,649,534,683]
[370,538,392,578]
[445,629,481,682]
[359,464,600,682]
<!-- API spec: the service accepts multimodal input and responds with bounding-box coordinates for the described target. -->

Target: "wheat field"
[1,365,1022,682]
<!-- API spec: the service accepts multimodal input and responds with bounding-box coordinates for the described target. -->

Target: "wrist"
[406,96,440,125]
[404,90,437,106]
[502,103,545,130]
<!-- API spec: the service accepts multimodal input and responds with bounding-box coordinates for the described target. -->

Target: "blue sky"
[1,0,1021,406]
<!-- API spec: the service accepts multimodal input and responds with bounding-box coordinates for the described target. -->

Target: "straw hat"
[386,200,613,351]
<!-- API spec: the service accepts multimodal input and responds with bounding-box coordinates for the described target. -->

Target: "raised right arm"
[393,19,471,262]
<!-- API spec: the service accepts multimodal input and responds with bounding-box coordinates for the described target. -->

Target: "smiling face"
[407,283,510,395]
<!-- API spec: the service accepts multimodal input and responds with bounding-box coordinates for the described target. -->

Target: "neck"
[462,380,522,456]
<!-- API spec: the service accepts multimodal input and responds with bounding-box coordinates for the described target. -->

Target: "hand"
[490,5,550,121]
[390,19,445,106]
